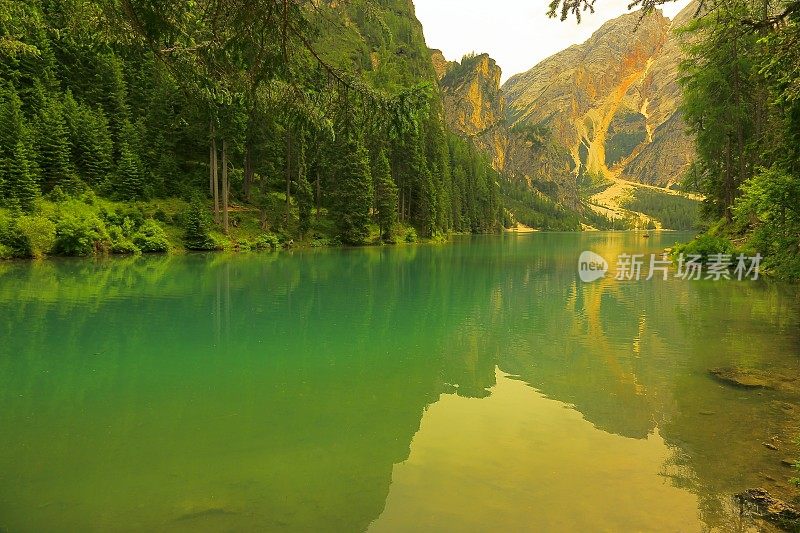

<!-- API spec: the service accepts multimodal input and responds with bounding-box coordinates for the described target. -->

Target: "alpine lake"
[1,231,799,532]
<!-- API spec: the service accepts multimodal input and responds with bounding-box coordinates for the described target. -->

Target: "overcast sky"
[414,0,691,83]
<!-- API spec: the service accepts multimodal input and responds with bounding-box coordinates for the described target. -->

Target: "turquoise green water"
[1,232,799,532]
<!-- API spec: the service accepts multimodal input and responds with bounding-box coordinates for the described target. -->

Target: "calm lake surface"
[1,232,799,532]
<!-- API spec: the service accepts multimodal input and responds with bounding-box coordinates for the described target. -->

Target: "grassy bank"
[0,190,427,260]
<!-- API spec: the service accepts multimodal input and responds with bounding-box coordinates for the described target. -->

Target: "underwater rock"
[736,488,800,530]
[709,367,774,389]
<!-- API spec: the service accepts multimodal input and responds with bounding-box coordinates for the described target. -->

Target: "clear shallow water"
[1,232,799,532]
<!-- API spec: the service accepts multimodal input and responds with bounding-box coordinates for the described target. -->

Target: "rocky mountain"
[433,2,698,204]
[621,3,699,186]
[502,3,697,190]
[434,52,510,172]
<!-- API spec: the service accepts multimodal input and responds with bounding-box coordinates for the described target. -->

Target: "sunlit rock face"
[500,3,699,189]
[624,2,700,187]
[435,52,510,172]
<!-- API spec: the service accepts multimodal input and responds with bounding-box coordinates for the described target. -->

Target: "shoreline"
[0,228,703,264]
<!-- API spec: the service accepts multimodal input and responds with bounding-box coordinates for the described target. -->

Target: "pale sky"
[414,0,691,83]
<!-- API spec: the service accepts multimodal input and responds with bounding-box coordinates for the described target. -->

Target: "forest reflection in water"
[0,232,798,532]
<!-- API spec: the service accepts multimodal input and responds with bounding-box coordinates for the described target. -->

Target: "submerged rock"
[710,367,800,395]
[736,488,800,530]
[709,367,775,389]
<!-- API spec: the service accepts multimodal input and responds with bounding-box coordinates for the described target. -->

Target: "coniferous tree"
[0,0,510,255]
[0,89,40,210]
[95,53,130,151]
[36,97,73,191]
[0,88,24,158]
[332,136,373,245]
[116,142,144,201]
[184,195,217,250]
[63,91,114,186]
[416,163,437,237]
[374,149,398,241]
[0,88,24,204]
[8,140,38,212]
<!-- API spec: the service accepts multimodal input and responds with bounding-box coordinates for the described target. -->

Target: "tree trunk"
[732,37,746,198]
[212,136,220,225]
[285,130,292,222]
[222,139,229,234]
[243,139,253,202]
[209,126,215,196]
[725,138,733,221]
[315,168,321,217]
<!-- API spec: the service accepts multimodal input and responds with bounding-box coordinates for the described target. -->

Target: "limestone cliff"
[622,2,700,186]
[435,52,510,171]
[501,3,698,189]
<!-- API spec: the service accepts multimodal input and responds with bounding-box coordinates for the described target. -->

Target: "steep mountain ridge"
[434,2,698,201]
[503,9,673,186]
[431,3,702,227]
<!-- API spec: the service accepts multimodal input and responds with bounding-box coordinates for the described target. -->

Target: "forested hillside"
[0,0,502,258]
[678,0,800,278]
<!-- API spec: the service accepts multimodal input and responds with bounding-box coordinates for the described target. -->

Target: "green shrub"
[47,185,69,203]
[53,208,110,256]
[0,214,55,258]
[672,235,736,262]
[108,225,140,254]
[404,227,418,243]
[132,219,170,253]
[0,215,31,257]
[16,215,56,258]
[101,205,145,229]
[311,236,342,248]
[253,233,280,250]
[81,190,97,205]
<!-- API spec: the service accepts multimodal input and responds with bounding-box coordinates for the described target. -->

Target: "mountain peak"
[436,51,509,171]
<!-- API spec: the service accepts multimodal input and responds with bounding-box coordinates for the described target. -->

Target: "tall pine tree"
[8,140,38,211]
[331,136,373,245]
[36,97,73,191]
[373,149,398,241]
[0,88,39,210]
[63,91,113,187]
[116,142,144,201]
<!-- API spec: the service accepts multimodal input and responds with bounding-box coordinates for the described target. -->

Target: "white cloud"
[414,0,691,83]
